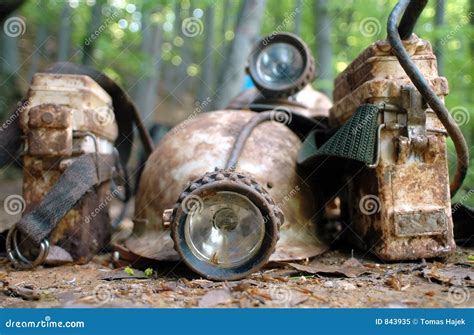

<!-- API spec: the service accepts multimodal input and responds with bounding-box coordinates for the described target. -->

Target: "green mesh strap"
[298,104,380,166]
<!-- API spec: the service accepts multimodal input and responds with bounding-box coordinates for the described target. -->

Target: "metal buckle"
[6,224,50,269]
[367,124,385,168]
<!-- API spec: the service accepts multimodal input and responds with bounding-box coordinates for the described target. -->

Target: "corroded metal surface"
[19,73,116,264]
[129,111,327,263]
[227,85,332,119]
[331,34,449,126]
[332,35,455,260]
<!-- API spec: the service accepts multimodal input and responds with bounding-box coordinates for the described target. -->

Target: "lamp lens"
[184,191,265,268]
[255,43,304,90]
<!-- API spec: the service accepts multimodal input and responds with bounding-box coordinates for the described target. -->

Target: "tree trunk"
[434,0,445,75]
[213,0,266,110]
[163,0,181,92]
[133,11,163,129]
[294,0,303,35]
[0,11,22,118]
[197,4,215,106]
[57,3,72,61]
[27,21,48,81]
[81,0,104,66]
[314,0,333,97]
[470,0,474,58]
[215,0,235,92]
[179,1,193,95]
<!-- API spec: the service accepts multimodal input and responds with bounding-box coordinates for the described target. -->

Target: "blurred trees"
[0,0,472,200]
[213,0,266,109]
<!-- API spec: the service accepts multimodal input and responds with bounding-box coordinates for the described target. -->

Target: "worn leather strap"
[16,153,115,245]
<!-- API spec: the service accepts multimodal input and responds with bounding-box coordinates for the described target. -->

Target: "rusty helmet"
[126,110,328,280]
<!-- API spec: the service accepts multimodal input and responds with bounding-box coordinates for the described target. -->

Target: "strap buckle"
[6,224,50,269]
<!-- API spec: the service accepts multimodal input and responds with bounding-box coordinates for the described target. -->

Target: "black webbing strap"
[298,104,380,166]
[16,154,114,245]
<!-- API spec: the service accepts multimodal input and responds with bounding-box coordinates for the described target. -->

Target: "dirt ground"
[0,179,473,308]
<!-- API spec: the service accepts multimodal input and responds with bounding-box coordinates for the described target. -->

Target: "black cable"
[225,109,327,169]
[397,0,428,39]
[226,112,274,169]
[387,0,469,196]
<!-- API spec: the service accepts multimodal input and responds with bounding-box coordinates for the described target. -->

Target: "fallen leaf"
[44,246,73,266]
[198,289,233,307]
[154,281,177,292]
[100,268,147,281]
[288,258,371,278]
[3,285,40,300]
[386,275,402,291]
[422,264,474,287]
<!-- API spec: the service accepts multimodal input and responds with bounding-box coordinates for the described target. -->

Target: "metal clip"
[401,85,428,150]
[6,224,50,269]
[367,124,386,169]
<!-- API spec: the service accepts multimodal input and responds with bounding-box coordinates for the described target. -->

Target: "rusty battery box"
[331,35,455,260]
[19,73,118,264]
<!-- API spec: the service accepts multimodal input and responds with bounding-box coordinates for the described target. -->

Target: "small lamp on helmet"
[163,169,283,281]
[247,32,316,98]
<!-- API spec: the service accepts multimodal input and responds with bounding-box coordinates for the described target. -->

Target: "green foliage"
[144,268,154,277]
[9,0,474,200]
[124,266,135,276]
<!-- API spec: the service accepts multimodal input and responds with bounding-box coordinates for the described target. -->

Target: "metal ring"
[6,225,50,269]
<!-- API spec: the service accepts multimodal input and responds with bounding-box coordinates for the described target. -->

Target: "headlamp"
[247,32,315,98]
[165,169,283,281]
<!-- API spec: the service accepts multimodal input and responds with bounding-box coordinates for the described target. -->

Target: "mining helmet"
[125,32,331,280]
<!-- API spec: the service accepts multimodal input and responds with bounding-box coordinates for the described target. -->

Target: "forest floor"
[0,179,473,308]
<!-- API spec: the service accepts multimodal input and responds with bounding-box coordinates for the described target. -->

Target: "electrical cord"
[387,0,469,196]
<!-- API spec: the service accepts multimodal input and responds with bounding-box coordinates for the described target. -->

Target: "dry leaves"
[288,258,371,278]
[198,289,233,307]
